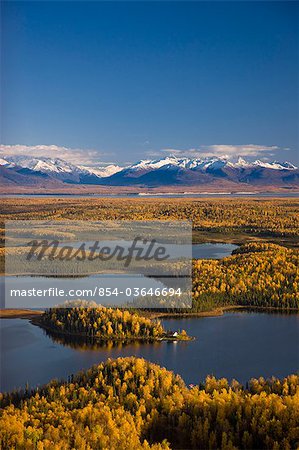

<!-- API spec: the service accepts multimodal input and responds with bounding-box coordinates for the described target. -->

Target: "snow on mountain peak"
[0,154,297,185]
[232,157,253,168]
[273,161,297,170]
[129,156,182,171]
[1,155,79,174]
[0,157,10,166]
[252,160,297,170]
[129,155,230,172]
[79,164,123,178]
[0,154,125,179]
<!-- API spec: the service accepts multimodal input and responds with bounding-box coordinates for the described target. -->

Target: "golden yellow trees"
[1,198,298,237]
[40,306,165,340]
[1,357,298,450]
[192,243,299,310]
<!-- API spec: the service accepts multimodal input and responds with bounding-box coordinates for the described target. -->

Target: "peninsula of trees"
[0,357,298,449]
[38,306,190,341]
[192,242,299,311]
[128,242,299,311]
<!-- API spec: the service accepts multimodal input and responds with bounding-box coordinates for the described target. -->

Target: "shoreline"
[30,318,194,342]
[144,304,299,319]
[1,305,298,320]
[0,309,44,319]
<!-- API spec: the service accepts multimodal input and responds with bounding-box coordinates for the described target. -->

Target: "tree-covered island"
[37,306,191,342]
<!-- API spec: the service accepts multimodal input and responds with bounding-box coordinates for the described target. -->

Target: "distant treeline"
[1,197,298,237]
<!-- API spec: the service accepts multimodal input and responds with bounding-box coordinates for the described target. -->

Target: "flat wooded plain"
[0,197,298,245]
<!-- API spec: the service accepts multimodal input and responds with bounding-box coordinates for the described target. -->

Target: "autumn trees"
[40,306,165,340]
[1,197,298,238]
[40,242,299,315]
[0,357,298,450]
[192,243,299,310]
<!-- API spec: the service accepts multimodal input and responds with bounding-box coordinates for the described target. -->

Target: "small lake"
[1,312,298,392]
[61,241,237,259]
[192,243,237,259]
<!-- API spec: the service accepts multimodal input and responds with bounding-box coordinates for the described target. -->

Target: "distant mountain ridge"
[0,154,298,190]
[0,155,122,184]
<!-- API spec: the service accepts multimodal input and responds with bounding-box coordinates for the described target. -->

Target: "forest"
[38,306,188,341]
[192,242,299,311]
[1,198,298,449]
[1,197,298,240]
[2,241,298,312]
[119,242,299,311]
[0,357,298,450]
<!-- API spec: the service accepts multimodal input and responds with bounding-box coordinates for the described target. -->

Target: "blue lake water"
[1,243,237,309]
[1,241,297,393]
[1,311,298,392]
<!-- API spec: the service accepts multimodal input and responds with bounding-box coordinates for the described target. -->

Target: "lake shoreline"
[29,317,194,342]
[142,305,299,319]
[1,305,298,320]
[0,309,44,319]
[1,309,298,392]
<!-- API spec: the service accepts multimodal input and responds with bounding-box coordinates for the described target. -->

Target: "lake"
[2,243,237,309]
[192,243,237,259]
[1,311,298,392]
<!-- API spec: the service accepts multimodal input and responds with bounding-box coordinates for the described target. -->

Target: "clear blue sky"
[1,1,298,165]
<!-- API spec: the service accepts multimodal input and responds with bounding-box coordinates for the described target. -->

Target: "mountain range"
[0,154,298,192]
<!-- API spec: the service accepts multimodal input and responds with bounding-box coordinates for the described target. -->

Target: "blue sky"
[1,1,298,166]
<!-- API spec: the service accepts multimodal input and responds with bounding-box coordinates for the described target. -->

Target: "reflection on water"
[1,312,298,393]
[192,243,237,259]
[41,325,163,352]
[3,243,236,310]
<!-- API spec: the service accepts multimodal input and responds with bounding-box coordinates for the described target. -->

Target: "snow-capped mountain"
[119,155,297,173]
[78,164,123,178]
[0,157,10,166]
[0,154,298,189]
[102,155,298,187]
[4,155,81,173]
[0,155,123,183]
[128,156,229,172]
[251,160,297,170]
